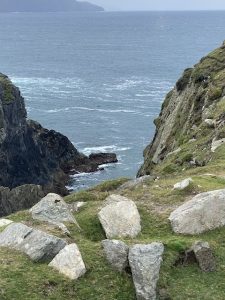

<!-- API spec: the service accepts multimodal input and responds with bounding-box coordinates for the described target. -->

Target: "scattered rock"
[0,218,13,227]
[169,189,225,234]
[118,175,154,191]
[191,241,216,272]
[0,222,67,262]
[175,241,216,273]
[68,201,87,213]
[30,193,80,229]
[49,244,86,280]
[211,138,225,152]
[129,243,164,300]
[101,239,129,272]
[98,194,141,239]
[173,178,193,190]
[204,119,216,128]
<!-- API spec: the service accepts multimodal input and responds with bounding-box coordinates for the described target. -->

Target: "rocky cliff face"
[138,41,225,176]
[0,73,116,199]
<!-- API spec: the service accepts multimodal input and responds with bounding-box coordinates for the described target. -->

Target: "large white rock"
[49,244,86,280]
[0,222,67,262]
[101,239,129,272]
[30,193,80,229]
[169,188,225,234]
[98,194,141,239]
[129,243,164,300]
[0,219,13,228]
[173,178,193,190]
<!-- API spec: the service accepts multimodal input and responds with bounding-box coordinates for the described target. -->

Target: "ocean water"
[0,11,225,190]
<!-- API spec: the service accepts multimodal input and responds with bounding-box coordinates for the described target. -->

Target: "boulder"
[0,223,67,262]
[0,218,13,227]
[169,189,225,234]
[30,193,80,229]
[49,244,86,280]
[173,178,193,190]
[129,243,164,300]
[101,239,129,272]
[98,194,141,239]
[191,241,216,272]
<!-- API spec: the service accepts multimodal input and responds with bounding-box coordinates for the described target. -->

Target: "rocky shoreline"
[0,73,117,216]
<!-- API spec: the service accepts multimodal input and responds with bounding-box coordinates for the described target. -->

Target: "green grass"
[2,173,225,299]
[0,75,15,103]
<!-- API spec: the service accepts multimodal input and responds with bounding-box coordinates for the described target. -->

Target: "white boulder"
[169,188,225,234]
[49,243,86,280]
[98,194,141,239]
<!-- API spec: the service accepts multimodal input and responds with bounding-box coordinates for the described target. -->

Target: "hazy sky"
[90,0,225,11]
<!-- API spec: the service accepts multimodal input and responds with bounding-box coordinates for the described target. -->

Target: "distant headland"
[0,0,104,12]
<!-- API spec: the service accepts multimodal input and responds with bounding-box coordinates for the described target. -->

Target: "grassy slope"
[1,162,225,299]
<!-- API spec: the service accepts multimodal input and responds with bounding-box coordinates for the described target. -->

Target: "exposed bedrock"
[0,73,117,215]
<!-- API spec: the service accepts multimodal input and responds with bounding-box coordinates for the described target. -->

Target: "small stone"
[49,244,86,280]
[118,176,154,190]
[68,201,87,213]
[204,119,216,128]
[101,239,129,272]
[173,178,193,190]
[211,138,225,152]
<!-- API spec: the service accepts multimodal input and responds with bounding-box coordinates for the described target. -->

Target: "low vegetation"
[1,163,225,299]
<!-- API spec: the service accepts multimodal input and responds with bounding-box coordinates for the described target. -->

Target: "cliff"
[0,73,116,198]
[138,41,225,177]
[0,0,104,12]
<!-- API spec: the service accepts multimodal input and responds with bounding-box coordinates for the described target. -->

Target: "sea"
[0,11,225,190]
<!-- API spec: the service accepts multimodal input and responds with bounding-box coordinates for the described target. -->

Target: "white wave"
[81,145,131,155]
[34,106,138,114]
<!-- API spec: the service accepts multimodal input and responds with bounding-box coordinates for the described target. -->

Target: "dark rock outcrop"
[89,153,118,166]
[0,0,104,12]
[138,41,225,177]
[0,73,117,205]
[0,184,44,217]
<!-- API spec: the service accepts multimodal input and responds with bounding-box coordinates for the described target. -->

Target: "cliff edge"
[138,41,225,177]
